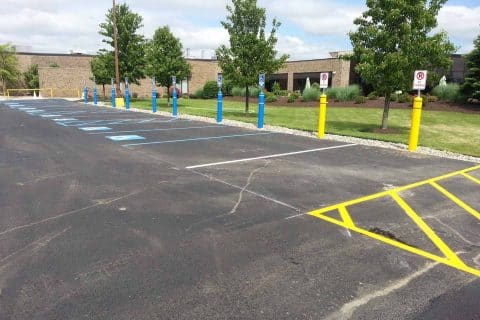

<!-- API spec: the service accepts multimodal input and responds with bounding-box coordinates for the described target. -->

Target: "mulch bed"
[224,96,480,114]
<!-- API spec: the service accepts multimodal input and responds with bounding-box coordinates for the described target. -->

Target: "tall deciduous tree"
[0,44,20,96]
[145,26,191,102]
[461,32,480,101]
[216,0,288,113]
[98,3,145,86]
[349,0,455,129]
[90,53,115,97]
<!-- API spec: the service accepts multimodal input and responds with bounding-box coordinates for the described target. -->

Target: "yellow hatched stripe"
[461,172,480,185]
[390,192,466,268]
[338,206,355,228]
[309,165,480,216]
[430,181,480,221]
[309,210,480,277]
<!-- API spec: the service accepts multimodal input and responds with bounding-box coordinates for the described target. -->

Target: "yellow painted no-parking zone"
[308,165,480,277]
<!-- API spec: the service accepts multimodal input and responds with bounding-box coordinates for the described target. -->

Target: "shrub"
[302,87,321,102]
[248,86,261,97]
[432,84,463,103]
[311,82,320,90]
[202,80,218,99]
[367,91,378,100]
[326,85,360,101]
[355,96,367,104]
[277,90,289,96]
[287,95,297,103]
[265,92,277,102]
[231,86,244,97]
[132,92,138,99]
[427,95,438,103]
[194,88,204,99]
[272,82,281,95]
[222,79,233,96]
[396,92,411,103]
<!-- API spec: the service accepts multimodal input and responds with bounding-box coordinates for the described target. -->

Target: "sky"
[0,0,479,60]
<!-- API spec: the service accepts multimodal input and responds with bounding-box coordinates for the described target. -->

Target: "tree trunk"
[245,85,250,113]
[1,77,5,96]
[167,87,170,106]
[381,93,391,129]
[102,84,106,97]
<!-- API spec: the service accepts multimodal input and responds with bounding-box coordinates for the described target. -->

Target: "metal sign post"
[93,76,98,106]
[409,70,428,151]
[151,77,157,113]
[318,73,329,138]
[172,76,178,117]
[83,80,88,105]
[125,77,130,110]
[111,78,116,108]
[217,73,223,123]
[258,73,266,129]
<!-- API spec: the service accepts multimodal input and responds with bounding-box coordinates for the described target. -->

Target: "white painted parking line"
[89,125,223,135]
[79,127,112,131]
[106,135,146,141]
[122,132,275,147]
[54,118,77,121]
[185,144,358,169]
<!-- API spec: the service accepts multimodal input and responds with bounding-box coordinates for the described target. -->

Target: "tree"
[461,32,480,101]
[0,44,20,96]
[90,53,115,97]
[98,3,145,88]
[349,0,455,129]
[24,64,39,89]
[216,0,288,113]
[145,26,191,103]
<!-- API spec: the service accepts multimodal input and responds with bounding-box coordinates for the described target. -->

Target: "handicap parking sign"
[259,73,265,88]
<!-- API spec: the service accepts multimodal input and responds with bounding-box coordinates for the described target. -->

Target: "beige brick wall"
[280,58,351,91]
[24,52,352,97]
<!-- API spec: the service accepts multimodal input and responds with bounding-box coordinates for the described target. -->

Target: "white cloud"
[276,35,347,60]
[437,5,480,52]
[265,0,364,36]
[0,1,478,58]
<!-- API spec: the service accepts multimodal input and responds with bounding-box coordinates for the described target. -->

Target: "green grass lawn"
[131,98,480,157]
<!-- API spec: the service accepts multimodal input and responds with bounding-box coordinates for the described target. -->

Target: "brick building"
[14,51,355,97]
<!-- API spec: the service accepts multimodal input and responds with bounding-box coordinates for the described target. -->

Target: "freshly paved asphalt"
[0,99,479,319]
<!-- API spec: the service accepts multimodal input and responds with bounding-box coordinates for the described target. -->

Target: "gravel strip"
[89,101,480,164]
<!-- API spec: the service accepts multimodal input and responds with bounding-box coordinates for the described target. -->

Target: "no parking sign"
[320,73,329,89]
[413,70,427,90]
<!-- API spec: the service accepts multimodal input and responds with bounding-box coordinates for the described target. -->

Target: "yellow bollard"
[408,96,423,151]
[318,94,327,138]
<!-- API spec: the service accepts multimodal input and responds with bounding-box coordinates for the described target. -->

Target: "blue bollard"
[83,87,88,104]
[258,91,265,129]
[173,88,178,117]
[93,87,97,105]
[125,87,130,110]
[217,90,223,123]
[111,87,116,108]
[152,89,157,113]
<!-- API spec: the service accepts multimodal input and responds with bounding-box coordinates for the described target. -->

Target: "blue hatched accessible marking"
[19,107,36,110]
[107,135,146,141]
[90,125,223,135]
[122,132,275,147]
[80,127,112,131]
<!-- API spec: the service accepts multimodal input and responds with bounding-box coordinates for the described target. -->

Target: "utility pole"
[112,0,121,96]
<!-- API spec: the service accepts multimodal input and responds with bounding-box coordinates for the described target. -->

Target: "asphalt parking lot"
[1,99,479,319]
